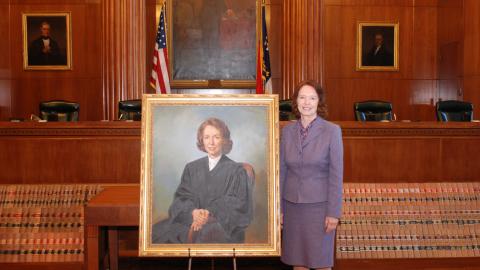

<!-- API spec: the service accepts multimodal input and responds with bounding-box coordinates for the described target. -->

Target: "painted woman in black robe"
[152,118,254,243]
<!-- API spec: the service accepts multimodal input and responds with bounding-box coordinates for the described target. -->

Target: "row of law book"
[0,184,102,207]
[0,185,102,263]
[0,232,84,262]
[0,207,84,234]
[336,182,480,259]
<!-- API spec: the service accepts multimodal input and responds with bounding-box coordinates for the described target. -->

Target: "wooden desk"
[84,185,139,270]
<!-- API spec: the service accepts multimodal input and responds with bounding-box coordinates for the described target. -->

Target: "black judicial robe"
[152,155,253,243]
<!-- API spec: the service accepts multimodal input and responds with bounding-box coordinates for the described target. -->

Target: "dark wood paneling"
[0,80,12,120]
[323,0,416,6]
[1,0,148,121]
[0,2,10,71]
[324,3,415,79]
[325,79,438,121]
[101,0,146,120]
[463,76,480,119]
[323,1,440,121]
[463,0,480,118]
[9,3,102,78]
[286,0,478,122]
[5,1,103,121]
[11,78,103,120]
[1,0,480,121]
[412,6,438,79]
[282,0,322,99]
[145,0,157,95]
[266,0,282,95]
[0,2,12,120]
[463,0,480,76]
[437,0,463,105]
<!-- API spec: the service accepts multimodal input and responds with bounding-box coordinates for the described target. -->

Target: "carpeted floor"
[118,257,290,270]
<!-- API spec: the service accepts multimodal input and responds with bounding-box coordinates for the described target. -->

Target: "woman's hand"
[324,216,339,233]
[192,209,210,231]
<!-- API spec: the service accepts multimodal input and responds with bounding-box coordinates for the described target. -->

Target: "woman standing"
[280,80,343,270]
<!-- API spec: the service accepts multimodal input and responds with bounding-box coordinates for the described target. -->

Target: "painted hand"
[191,209,210,231]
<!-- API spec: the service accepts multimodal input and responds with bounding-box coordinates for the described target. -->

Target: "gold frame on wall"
[22,12,72,70]
[357,22,399,71]
[139,94,280,256]
[163,0,262,89]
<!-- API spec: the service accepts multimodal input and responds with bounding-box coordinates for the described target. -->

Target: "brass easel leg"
[233,248,237,270]
[188,248,192,270]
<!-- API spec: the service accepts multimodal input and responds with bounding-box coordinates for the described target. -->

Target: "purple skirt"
[281,200,335,268]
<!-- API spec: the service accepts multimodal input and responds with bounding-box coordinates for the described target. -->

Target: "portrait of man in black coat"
[27,20,66,66]
[363,32,393,66]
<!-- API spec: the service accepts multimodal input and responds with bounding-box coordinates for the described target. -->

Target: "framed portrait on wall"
[139,94,280,256]
[163,0,260,89]
[357,22,399,71]
[22,12,72,70]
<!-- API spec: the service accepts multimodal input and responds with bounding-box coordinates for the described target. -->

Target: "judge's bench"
[1,120,480,270]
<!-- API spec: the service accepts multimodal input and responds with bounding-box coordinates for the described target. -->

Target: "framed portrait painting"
[357,22,399,71]
[164,0,261,89]
[139,94,280,257]
[22,12,72,70]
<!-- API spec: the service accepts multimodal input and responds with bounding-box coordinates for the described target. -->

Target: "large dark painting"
[167,0,258,86]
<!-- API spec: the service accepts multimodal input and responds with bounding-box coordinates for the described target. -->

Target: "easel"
[187,248,237,270]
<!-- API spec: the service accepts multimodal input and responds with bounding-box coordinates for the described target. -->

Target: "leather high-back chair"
[279,99,294,121]
[39,100,79,121]
[436,100,473,122]
[118,99,142,121]
[354,100,393,121]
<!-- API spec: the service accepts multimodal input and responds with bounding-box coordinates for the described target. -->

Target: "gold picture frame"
[163,0,261,89]
[139,94,280,257]
[357,22,399,71]
[22,12,72,70]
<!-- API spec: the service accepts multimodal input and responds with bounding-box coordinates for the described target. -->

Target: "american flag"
[150,2,170,94]
[256,1,272,94]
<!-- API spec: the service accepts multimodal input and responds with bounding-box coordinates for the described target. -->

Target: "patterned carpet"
[0,185,102,262]
[337,182,480,258]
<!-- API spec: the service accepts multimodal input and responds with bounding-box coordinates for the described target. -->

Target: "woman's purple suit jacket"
[280,117,343,218]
